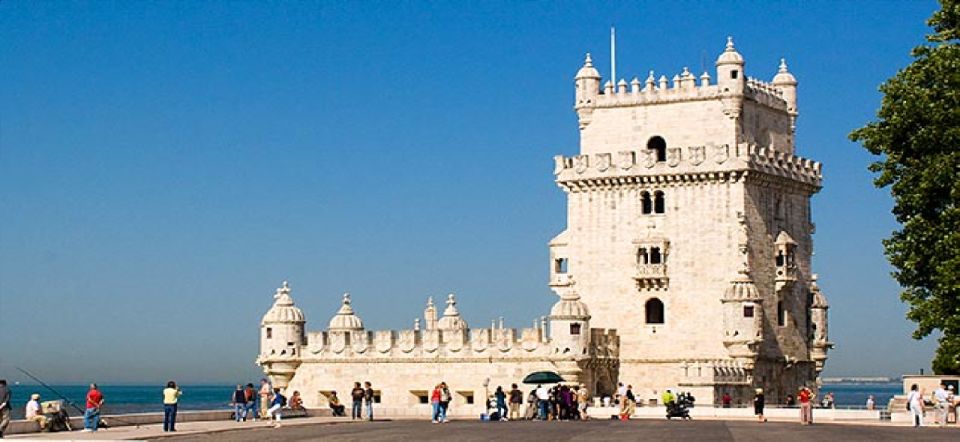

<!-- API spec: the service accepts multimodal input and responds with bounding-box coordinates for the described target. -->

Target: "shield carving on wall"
[641,149,656,168]
[573,155,589,174]
[714,144,730,164]
[375,331,393,353]
[399,330,416,353]
[330,332,346,354]
[351,331,369,354]
[472,329,489,352]
[423,330,440,353]
[689,146,706,165]
[596,153,611,172]
[667,147,682,167]
[618,151,635,170]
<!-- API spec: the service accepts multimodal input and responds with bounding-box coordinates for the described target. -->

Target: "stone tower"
[550,37,830,403]
[257,281,305,390]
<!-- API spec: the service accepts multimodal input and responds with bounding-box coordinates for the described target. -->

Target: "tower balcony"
[634,264,669,290]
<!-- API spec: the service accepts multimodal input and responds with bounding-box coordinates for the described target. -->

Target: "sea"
[5,382,903,419]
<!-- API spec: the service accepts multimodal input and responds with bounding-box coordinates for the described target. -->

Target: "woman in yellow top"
[162,381,182,432]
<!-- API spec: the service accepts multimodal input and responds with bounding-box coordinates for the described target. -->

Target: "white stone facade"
[257,38,831,411]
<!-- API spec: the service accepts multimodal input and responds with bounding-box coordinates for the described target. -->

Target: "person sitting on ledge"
[328,391,346,417]
[25,394,48,431]
[288,391,304,411]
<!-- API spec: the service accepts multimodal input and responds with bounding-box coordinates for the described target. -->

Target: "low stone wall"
[586,406,880,421]
[6,408,331,435]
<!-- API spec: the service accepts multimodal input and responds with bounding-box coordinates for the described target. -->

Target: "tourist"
[258,379,272,419]
[753,388,766,423]
[350,382,364,420]
[933,382,949,427]
[363,381,375,421]
[865,394,875,411]
[535,384,549,420]
[798,387,814,425]
[785,394,796,407]
[439,382,451,423]
[232,384,247,422]
[577,385,590,421]
[244,383,258,422]
[83,383,104,432]
[328,391,346,417]
[162,381,181,432]
[620,385,636,420]
[661,389,675,407]
[508,384,523,421]
[0,379,11,438]
[525,389,538,420]
[430,384,442,423]
[289,391,304,411]
[721,392,732,408]
[947,386,957,425]
[617,382,626,402]
[267,388,286,428]
[25,393,48,431]
[907,383,924,427]
[494,386,507,421]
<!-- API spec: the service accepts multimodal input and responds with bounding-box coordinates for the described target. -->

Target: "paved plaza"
[157,419,959,442]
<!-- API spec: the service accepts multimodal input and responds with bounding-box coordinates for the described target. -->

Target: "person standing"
[753,388,766,423]
[244,383,258,422]
[508,384,523,421]
[430,384,442,423]
[258,379,272,419]
[267,388,286,428]
[865,395,875,411]
[363,381,375,421]
[721,392,732,408]
[535,384,549,420]
[83,383,104,432]
[439,382,451,423]
[0,380,11,438]
[162,381,181,432]
[907,384,924,427]
[350,382,364,420]
[933,383,949,427]
[232,385,247,422]
[494,386,507,421]
[577,386,590,421]
[798,387,814,425]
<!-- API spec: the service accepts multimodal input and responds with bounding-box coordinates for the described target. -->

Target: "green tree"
[849,0,960,375]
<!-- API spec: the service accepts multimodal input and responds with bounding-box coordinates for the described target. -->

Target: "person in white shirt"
[25,394,48,430]
[535,385,549,420]
[907,384,924,427]
[933,383,950,427]
[865,395,875,410]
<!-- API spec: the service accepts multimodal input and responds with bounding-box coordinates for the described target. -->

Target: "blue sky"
[0,1,942,384]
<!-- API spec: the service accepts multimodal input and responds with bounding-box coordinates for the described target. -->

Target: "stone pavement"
[161,419,958,442]
[5,416,356,440]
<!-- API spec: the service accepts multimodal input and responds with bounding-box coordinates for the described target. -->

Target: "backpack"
[280,394,287,407]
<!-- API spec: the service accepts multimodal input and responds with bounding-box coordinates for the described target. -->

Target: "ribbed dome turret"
[261,281,305,324]
[723,266,761,301]
[575,53,601,80]
[437,293,468,331]
[810,275,829,309]
[328,293,364,331]
[716,36,744,65]
[772,58,797,86]
[550,288,590,320]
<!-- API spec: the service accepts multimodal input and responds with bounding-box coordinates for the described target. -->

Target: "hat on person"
[31,393,40,400]
[949,385,955,390]
[755,388,763,394]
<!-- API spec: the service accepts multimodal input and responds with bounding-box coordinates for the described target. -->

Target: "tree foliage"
[849,0,960,375]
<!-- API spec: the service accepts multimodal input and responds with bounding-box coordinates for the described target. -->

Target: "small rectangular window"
[458,391,475,405]
[555,258,568,274]
[743,305,754,318]
[570,323,581,335]
[410,390,429,404]
[287,341,295,347]
[731,70,739,79]
[266,328,272,339]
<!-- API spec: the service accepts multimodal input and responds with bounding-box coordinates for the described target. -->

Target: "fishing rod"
[14,366,140,428]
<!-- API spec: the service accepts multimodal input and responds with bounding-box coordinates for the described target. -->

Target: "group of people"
[751,386,818,425]
[230,379,303,428]
[348,381,376,421]
[907,382,959,428]
[527,383,590,421]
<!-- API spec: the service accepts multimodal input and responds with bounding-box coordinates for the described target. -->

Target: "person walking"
[798,387,814,425]
[244,383,258,422]
[232,385,247,422]
[753,388,766,423]
[0,379,11,439]
[508,384,523,421]
[430,384,442,423]
[907,384,924,427]
[258,379,272,420]
[162,381,181,432]
[350,382,364,420]
[363,382,375,421]
[494,386,507,421]
[267,388,286,428]
[83,383,104,432]
[577,385,590,421]
[439,382,451,423]
[934,382,949,427]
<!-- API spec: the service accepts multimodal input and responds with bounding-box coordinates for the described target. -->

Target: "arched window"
[637,248,649,265]
[647,136,667,162]
[641,191,652,214]
[654,191,665,214]
[645,298,665,324]
[650,247,662,264]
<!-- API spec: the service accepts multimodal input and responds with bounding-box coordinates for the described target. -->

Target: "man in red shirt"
[798,387,814,425]
[83,384,104,432]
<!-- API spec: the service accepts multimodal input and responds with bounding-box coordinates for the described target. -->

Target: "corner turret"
[258,281,305,389]
[721,266,763,369]
[716,37,745,119]
[574,53,602,129]
[771,58,799,131]
[808,275,832,373]
[548,280,590,357]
